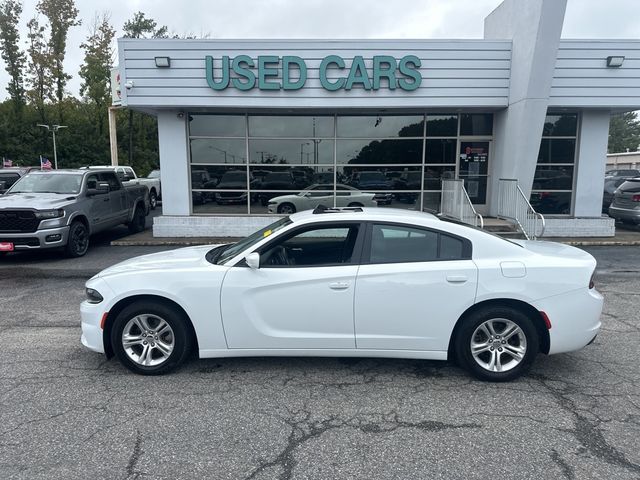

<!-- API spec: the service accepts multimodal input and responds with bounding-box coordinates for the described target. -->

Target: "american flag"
[41,157,52,170]
[2,158,12,168]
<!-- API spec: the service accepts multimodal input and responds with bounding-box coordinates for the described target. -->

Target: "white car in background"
[267,184,377,214]
[85,166,161,210]
[81,207,603,381]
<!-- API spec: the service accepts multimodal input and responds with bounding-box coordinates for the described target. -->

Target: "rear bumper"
[608,205,640,223]
[0,225,70,250]
[533,287,603,355]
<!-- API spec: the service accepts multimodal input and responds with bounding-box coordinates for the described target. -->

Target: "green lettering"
[282,56,307,90]
[206,55,230,91]
[258,55,281,90]
[373,55,397,90]
[345,56,372,90]
[319,55,346,91]
[231,55,255,90]
[398,55,422,91]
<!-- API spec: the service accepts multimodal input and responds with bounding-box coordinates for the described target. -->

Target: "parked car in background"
[267,184,377,214]
[85,166,161,210]
[81,207,602,381]
[605,169,640,179]
[0,169,149,257]
[348,171,394,205]
[0,167,38,194]
[603,176,630,213]
[215,170,255,205]
[257,171,299,206]
[608,177,640,225]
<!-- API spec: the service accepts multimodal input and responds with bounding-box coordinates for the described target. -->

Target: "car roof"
[290,207,439,224]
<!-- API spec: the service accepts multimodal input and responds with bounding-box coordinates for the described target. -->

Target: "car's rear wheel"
[128,204,146,233]
[65,221,90,257]
[277,203,296,214]
[111,301,192,375]
[455,306,538,382]
[149,190,158,210]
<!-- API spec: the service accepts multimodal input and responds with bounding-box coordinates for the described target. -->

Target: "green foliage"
[608,112,640,153]
[123,11,168,39]
[25,16,53,123]
[0,0,26,113]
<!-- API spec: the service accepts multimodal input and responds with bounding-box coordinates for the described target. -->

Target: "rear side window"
[368,223,470,264]
[0,173,20,188]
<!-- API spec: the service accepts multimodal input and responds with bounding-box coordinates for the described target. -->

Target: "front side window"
[100,172,121,191]
[369,224,469,264]
[260,224,360,267]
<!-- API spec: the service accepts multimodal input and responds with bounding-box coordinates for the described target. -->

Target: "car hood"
[95,245,224,278]
[0,192,78,209]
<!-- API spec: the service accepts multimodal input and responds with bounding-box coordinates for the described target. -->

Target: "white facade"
[117,0,640,238]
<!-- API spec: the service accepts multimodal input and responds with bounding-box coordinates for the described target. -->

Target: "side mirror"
[87,182,109,196]
[246,252,260,269]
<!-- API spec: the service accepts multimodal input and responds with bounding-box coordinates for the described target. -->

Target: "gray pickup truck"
[0,169,149,257]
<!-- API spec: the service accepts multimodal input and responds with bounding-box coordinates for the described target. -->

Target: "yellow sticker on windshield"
[263,229,272,237]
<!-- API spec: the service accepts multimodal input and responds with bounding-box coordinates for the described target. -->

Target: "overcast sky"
[0,0,639,100]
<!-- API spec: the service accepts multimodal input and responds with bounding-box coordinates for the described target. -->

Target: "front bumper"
[608,205,640,223]
[534,287,603,355]
[80,299,106,354]
[0,225,70,250]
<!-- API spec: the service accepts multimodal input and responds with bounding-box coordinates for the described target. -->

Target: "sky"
[0,0,639,100]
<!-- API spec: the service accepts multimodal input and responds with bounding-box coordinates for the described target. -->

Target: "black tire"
[65,221,90,257]
[347,202,364,207]
[128,204,146,234]
[111,301,192,375]
[454,306,539,382]
[277,203,296,214]
[149,190,158,210]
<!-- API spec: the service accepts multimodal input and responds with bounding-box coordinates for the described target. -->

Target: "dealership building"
[115,0,640,237]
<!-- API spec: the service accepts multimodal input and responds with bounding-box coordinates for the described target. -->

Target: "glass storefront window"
[337,116,424,138]
[249,139,334,165]
[532,166,574,191]
[337,139,423,164]
[426,115,458,136]
[529,191,572,215]
[187,113,494,215]
[537,139,576,164]
[249,116,334,138]
[460,114,493,136]
[542,114,578,136]
[189,114,246,137]
[190,138,247,164]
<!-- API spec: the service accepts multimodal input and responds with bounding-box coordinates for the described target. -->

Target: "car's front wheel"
[65,221,90,257]
[455,306,538,382]
[111,301,192,375]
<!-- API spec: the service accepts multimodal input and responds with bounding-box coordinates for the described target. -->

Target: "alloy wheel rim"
[122,314,175,366]
[74,227,88,253]
[280,205,293,214]
[470,318,527,373]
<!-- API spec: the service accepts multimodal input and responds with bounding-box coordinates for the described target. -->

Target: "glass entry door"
[459,141,490,208]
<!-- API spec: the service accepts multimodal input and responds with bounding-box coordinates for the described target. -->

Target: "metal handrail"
[440,179,484,228]
[497,178,545,240]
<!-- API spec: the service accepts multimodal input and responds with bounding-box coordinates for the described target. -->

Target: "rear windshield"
[619,179,640,193]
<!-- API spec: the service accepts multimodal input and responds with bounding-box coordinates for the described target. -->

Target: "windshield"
[213,217,292,265]
[7,173,83,194]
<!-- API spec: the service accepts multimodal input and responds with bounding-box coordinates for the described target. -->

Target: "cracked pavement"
[0,245,639,479]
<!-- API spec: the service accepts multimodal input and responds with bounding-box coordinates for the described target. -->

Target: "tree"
[36,0,80,122]
[79,13,115,136]
[0,0,27,114]
[608,112,640,153]
[25,16,53,123]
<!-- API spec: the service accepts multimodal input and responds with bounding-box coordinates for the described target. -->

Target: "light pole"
[37,124,67,169]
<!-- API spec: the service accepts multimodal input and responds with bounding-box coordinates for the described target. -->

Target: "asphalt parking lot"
[0,242,639,479]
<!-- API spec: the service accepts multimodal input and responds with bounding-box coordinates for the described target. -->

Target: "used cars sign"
[205,54,422,92]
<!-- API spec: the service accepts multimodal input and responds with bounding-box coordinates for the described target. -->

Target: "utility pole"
[37,124,67,169]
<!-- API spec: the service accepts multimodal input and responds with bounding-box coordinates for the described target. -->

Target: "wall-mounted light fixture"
[155,56,171,68]
[606,56,625,68]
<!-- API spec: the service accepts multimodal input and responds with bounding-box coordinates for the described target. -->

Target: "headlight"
[34,209,64,219]
[85,288,103,304]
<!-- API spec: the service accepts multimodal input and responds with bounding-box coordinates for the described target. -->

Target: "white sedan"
[81,207,603,381]
[267,184,377,214]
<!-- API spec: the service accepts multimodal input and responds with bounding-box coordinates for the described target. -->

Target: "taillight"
[632,194,640,202]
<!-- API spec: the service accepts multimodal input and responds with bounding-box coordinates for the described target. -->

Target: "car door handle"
[329,282,350,290]
[446,275,468,284]
[103,197,110,202]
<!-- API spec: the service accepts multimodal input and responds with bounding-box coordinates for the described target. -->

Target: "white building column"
[153,111,191,236]
[574,111,611,217]
[484,0,567,215]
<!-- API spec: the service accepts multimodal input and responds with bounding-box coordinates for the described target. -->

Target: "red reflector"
[540,311,552,330]
[632,194,640,202]
[0,242,14,252]
[100,312,109,330]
